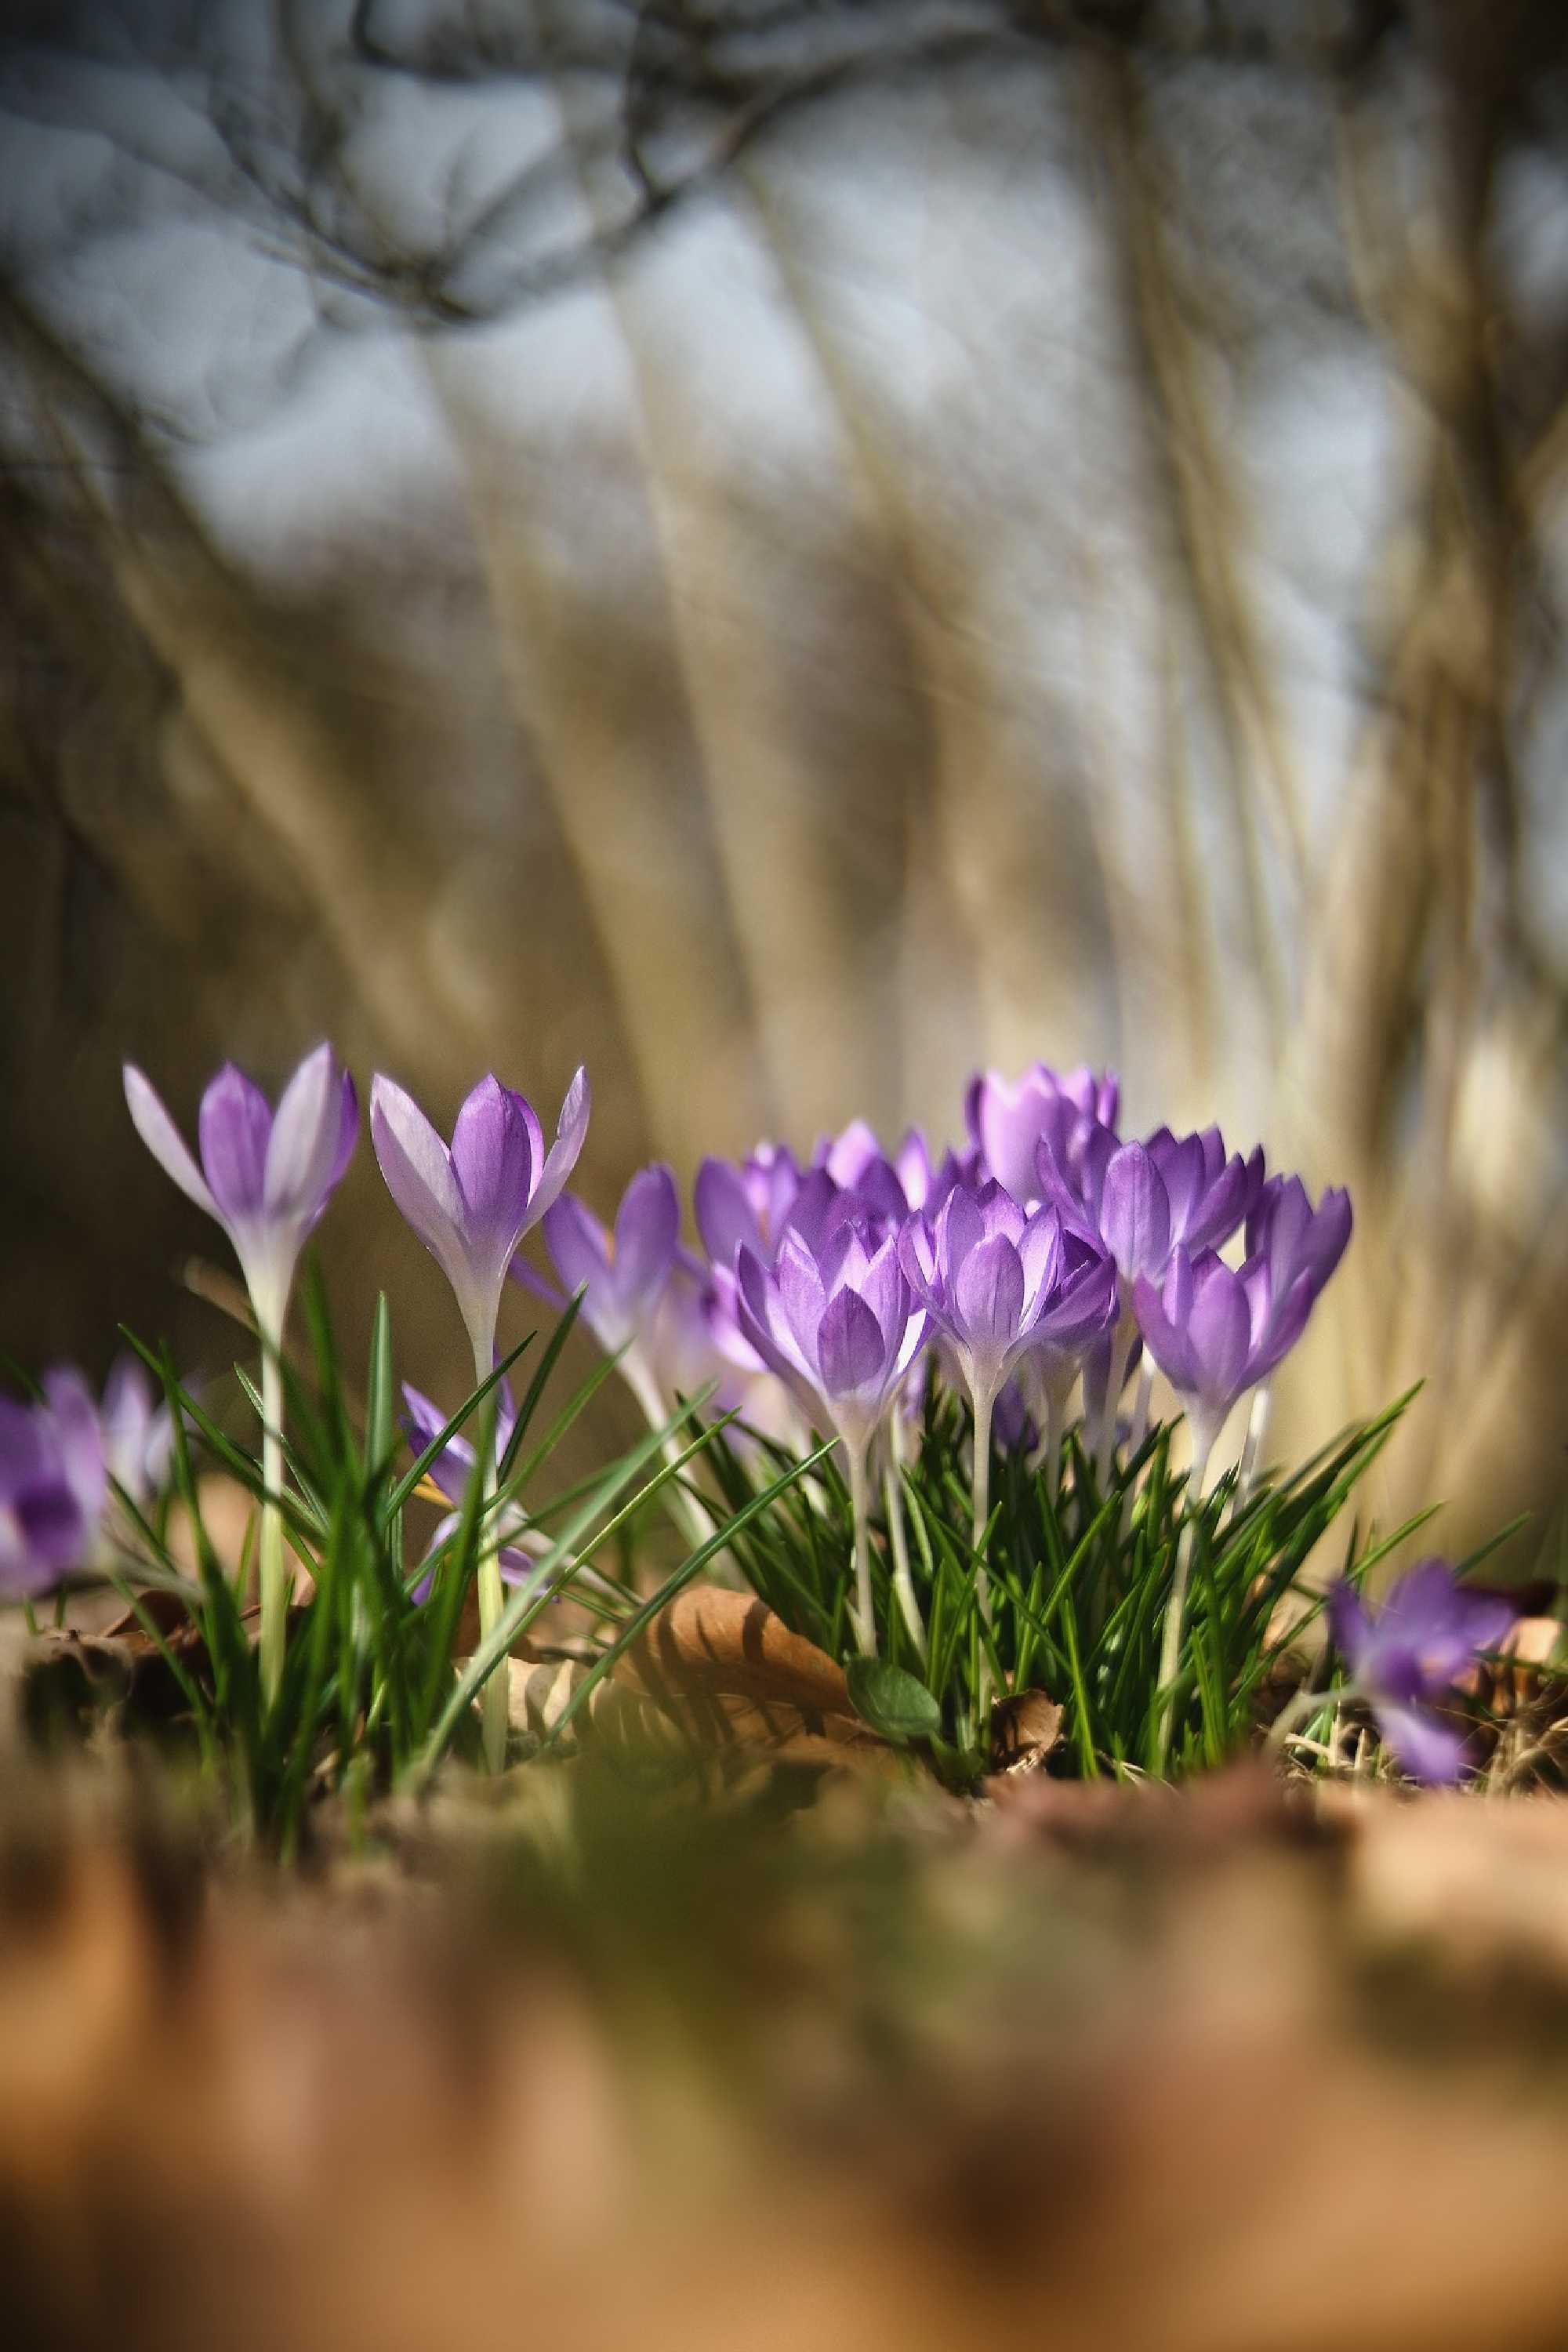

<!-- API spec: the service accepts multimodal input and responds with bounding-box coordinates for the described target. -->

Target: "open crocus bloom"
[125,1044,358,1343]
[1328,1560,1516,1783]
[898,1183,1116,1418]
[735,1223,927,1464]
[372,1068,588,1374]
[1131,1245,1313,1462]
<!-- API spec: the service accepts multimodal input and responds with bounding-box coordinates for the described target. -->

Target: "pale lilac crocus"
[541,1165,681,1431]
[372,1069,589,1382]
[1131,1246,1315,1477]
[539,1164,733,1546]
[1235,1177,1352,1490]
[100,1355,177,1511]
[900,1185,1116,1606]
[372,1065,588,1769]
[737,1224,927,1653]
[1036,1121,1264,1479]
[0,1372,106,1599]
[125,1046,358,1348]
[1324,1560,1516,1784]
[1134,1243,1319,1754]
[125,1045,358,1702]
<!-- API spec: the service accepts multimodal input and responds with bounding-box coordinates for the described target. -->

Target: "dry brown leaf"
[612,1589,892,1768]
[988,1688,1065,1776]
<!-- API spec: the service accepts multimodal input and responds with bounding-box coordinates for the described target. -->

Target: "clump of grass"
[78,1269,804,1856]
[705,1386,1432,1784]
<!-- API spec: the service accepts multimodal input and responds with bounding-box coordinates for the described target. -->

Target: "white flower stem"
[1236,1383,1272,1509]
[848,1442,877,1657]
[1127,1363,1154,1460]
[1267,1680,1348,1755]
[624,1349,716,1556]
[474,1339,507,1774]
[971,1385,995,1627]
[883,1415,927,1661]
[1155,1430,1214,1773]
[1093,1316,1136,1488]
[259,1343,289,1709]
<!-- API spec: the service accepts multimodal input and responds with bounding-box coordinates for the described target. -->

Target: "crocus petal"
[1131,1270,1199,1395]
[613,1164,681,1309]
[529,1067,592,1228]
[42,1369,107,1523]
[1101,1145,1171,1283]
[953,1233,1026,1354]
[1186,1261,1251,1404]
[1326,1578,1374,1673]
[695,1158,761,1268]
[370,1076,466,1261]
[124,1065,220,1221]
[400,1383,476,1505]
[543,1193,629,1352]
[450,1076,534,1235]
[198,1063,273,1222]
[1375,1701,1467,1786]
[264,1044,352,1221]
[775,1233,829,1372]
[817,1287,888,1399]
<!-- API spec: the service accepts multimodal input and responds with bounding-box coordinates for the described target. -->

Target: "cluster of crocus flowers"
[0,1036,1480,1784]
[528,1062,1352,1689]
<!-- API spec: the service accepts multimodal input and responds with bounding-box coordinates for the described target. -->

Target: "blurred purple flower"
[371,1068,589,1376]
[542,1166,680,1356]
[542,1165,683,1427]
[1327,1559,1516,1784]
[693,1143,808,1269]
[0,1371,107,1598]
[125,1044,358,1342]
[399,1382,543,1595]
[100,1355,177,1509]
[967,1063,1120,1203]
[1131,1246,1313,1465]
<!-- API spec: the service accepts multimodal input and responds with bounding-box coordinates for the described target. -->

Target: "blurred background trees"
[4,0,1568,1555]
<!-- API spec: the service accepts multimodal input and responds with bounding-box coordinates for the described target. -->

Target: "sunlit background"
[5,0,1568,1559]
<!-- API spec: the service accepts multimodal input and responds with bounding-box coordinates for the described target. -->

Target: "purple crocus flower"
[400,1382,544,1595]
[899,1185,1117,1432]
[900,1182,1116,1577]
[371,1068,589,1377]
[967,1062,1120,1204]
[100,1355,177,1508]
[1040,1126,1264,1290]
[737,1225,927,1462]
[0,1372,107,1597]
[737,1221,927,1649]
[1327,1560,1517,1784]
[125,1044,358,1343]
[1131,1245,1315,1472]
[1245,1174,1352,1302]
[541,1165,681,1427]
[693,1142,808,1270]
